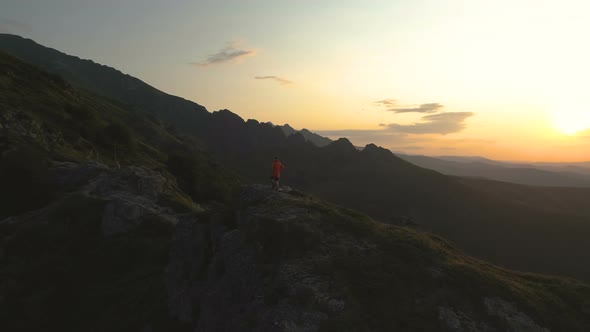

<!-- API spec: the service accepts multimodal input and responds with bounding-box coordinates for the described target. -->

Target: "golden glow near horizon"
[5,0,590,161]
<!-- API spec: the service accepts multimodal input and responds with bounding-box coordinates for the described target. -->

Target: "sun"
[553,111,590,135]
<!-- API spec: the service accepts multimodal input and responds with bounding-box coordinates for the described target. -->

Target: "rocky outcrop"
[87,165,190,235]
[438,306,491,332]
[165,185,344,331]
[46,161,194,236]
[162,185,586,331]
[484,298,550,332]
[438,298,550,332]
[2,177,588,331]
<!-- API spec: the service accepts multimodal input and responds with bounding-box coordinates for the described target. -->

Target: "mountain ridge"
[280,124,333,147]
[0,33,210,134]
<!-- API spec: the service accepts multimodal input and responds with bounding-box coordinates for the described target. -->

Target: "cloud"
[0,18,32,35]
[374,99,398,107]
[374,99,444,114]
[254,75,293,85]
[319,112,475,137]
[316,128,402,138]
[190,42,256,66]
[315,124,492,157]
[388,112,474,135]
[387,103,444,114]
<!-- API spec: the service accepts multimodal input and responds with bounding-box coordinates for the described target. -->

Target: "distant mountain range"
[437,155,590,175]
[3,33,590,286]
[398,153,590,187]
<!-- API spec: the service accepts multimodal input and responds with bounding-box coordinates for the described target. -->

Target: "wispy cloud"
[254,75,293,86]
[0,18,32,35]
[388,112,474,135]
[317,112,476,139]
[190,42,256,66]
[387,103,444,114]
[374,99,398,107]
[374,99,444,114]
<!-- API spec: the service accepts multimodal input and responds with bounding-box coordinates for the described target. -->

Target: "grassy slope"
[244,188,590,331]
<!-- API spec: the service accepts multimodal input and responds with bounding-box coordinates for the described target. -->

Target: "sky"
[1,0,590,161]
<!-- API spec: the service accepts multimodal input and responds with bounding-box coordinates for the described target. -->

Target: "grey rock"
[101,198,150,235]
[438,306,484,332]
[484,297,550,332]
[51,161,108,190]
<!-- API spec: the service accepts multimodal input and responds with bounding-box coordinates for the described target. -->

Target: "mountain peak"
[325,137,356,153]
[212,109,244,123]
[286,131,307,145]
[362,143,395,157]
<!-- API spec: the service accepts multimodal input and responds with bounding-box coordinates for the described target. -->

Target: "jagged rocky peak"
[246,118,260,126]
[281,123,297,136]
[362,143,388,153]
[325,137,356,153]
[299,128,313,135]
[211,109,244,123]
[362,143,395,158]
[286,131,307,145]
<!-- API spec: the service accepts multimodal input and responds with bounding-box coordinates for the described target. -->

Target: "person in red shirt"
[271,157,285,190]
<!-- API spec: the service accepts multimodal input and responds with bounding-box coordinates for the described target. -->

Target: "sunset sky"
[2,0,590,161]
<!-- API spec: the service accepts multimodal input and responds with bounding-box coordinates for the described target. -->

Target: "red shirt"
[272,160,285,178]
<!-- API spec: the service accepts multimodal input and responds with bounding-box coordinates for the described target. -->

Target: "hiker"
[271,157,285,190]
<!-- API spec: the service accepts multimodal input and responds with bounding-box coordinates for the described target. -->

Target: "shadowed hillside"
[0,33,210,134]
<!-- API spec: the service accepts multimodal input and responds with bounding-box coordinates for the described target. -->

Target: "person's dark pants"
[270,176,280,189]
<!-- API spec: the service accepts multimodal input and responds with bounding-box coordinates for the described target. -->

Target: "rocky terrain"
[3,167,590,331]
